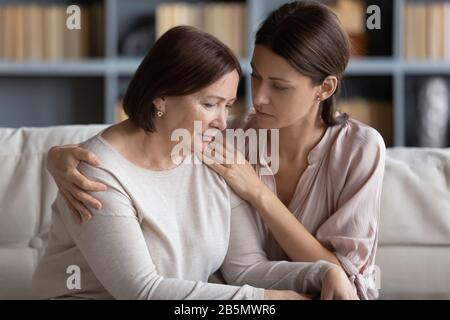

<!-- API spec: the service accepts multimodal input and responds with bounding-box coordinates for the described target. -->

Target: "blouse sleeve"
[221,193,337,296]
[315,127,386,300]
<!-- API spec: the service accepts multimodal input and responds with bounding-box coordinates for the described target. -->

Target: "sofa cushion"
[380,148,450,246]
[376,245,450,299]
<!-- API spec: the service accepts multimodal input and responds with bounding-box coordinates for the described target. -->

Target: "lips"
[254,109,272,117]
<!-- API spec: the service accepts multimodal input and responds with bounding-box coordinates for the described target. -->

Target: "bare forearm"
[250,187,341,266]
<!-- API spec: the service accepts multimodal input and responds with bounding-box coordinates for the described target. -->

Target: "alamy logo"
[170,121,280,175]
[66,265,81,290]
[366,5,381,30]
[66,5,81,30]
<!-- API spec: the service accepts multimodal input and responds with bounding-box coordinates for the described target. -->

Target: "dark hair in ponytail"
[255,0,350,126]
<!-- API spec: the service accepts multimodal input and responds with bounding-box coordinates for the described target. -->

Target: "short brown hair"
[255,0,350,126]
[123,26,242,132]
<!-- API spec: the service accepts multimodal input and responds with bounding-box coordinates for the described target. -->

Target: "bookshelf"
[0,0,449,147]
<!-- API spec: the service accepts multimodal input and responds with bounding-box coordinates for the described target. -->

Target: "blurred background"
[0,0,449,148]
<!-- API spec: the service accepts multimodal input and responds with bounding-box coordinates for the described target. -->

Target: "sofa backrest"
[0,125,106,299]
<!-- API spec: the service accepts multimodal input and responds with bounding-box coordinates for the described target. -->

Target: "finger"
[71,185,103,209]
[73,147,102,166]
[201,152,228,176]
[222,138,246,164]
[208,142,236,165]
[206,143,226,164]
[59,190,81,224]
[68,169,108,192]
[65,190,93,221]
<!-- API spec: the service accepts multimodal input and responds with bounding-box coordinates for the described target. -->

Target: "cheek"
[273,91,313,120]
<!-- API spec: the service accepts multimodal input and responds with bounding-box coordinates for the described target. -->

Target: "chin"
[255,118,279,130]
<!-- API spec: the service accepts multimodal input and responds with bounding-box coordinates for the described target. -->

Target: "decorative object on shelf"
[417,78,449,148]
[119,15,155,57]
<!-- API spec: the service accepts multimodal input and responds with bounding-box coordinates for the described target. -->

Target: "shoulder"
[334,118,386,159]
[77,135,128,195]
[338,118,385,150]
[327,119,386,178]
[192,154,246,209]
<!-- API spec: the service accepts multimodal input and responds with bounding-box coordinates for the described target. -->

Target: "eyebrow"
[250,62,291,83]
[205,95,237,103]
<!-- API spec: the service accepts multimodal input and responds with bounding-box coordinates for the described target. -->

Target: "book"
[155,3,247,57]
[415,2,427,60]
[0,6,3,59]
[155,3,202,39]
[3,6,15,60]
[332,0,365,35]
[445,3,450,60]
[427,3,445,60]
[15,6,25,61]
[404,3,415,59]
[90,2,105,57]
[44,5,65,60]
[64,5,90,60]
[115,100,128,123]
[25,5,45,61]
[339,98,393,146]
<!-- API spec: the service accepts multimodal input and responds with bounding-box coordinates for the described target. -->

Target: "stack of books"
[0,3,104,61]
[155,2,247,58]
[328,0,368,57]
[339,98,393,146]
[403,1,450,60]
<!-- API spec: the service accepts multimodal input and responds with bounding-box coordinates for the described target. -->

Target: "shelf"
[0,0,448,147]
[346,58,396,75]
[0,57,253,76]
[2,57,449,77]
[113,57,252,76]
[400,61,450,75]
[0,59,108,76]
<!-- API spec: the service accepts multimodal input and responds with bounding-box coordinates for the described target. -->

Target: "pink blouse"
[244,116,386,300]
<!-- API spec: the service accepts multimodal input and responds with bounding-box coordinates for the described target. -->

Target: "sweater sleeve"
[59,163,264,300]
[220,198,336,296]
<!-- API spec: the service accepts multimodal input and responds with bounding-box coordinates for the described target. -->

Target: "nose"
[252,80,270,109]
[211,106,227,131]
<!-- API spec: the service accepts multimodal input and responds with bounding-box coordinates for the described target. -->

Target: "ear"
[317,76,338,101]
[153,97,166,113]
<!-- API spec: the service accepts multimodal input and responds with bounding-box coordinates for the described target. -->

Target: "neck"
[278,113,326,162]
[117,120,183,170]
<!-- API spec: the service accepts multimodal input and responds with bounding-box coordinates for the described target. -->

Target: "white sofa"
[0,125,449,300]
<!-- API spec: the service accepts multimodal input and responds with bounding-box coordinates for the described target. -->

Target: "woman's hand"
[264,289,313,300]
[47,145,107,223]
[199,139,268,204]
[321,267,359,300]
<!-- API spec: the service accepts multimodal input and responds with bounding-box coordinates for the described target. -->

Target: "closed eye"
[272,83,289,90]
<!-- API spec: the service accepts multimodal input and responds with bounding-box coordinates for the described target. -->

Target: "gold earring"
[157,110,164,117]
[316,96,321,102]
